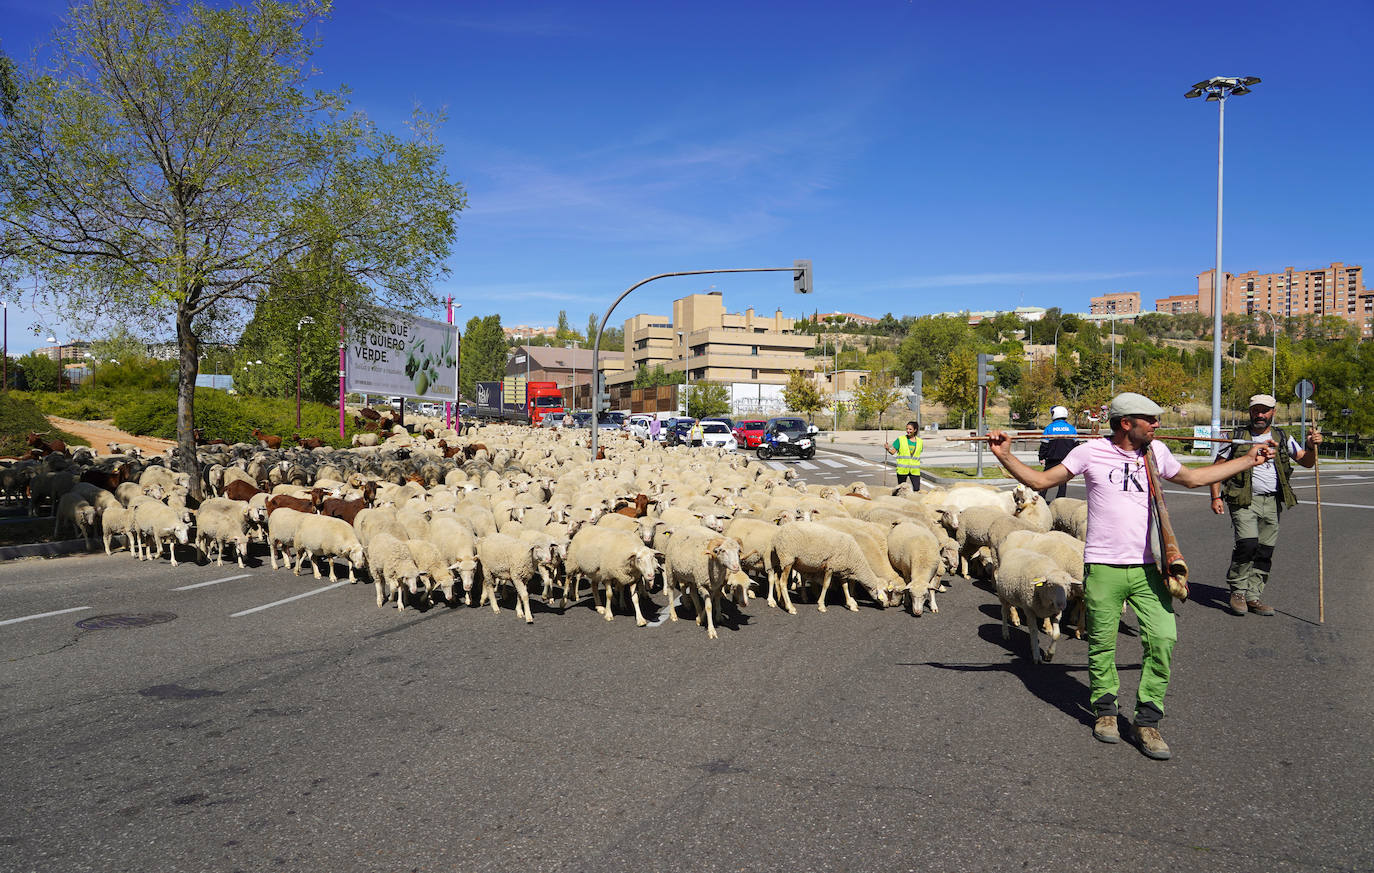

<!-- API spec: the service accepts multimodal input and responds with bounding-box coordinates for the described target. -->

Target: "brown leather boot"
[1247,599,1275,616]
[1228,591,1247,616]
[1134,725,1172,760]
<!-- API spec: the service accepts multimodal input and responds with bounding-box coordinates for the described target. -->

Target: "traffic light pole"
[590,263,811,458]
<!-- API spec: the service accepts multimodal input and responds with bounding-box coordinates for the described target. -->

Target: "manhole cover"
[76,612,178,630]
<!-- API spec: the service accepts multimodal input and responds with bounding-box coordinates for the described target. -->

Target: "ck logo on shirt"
[1108,462,1146,492]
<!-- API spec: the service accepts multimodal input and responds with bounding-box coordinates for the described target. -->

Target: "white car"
[699,421,737,451]
[627,414,653,439]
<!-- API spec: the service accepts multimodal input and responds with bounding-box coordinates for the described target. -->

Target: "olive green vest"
[1221,425,1298,510]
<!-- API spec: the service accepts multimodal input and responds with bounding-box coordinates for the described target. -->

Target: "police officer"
[1209,393,1322,617]
[885,420,924,490]
[1037,405,1080,504]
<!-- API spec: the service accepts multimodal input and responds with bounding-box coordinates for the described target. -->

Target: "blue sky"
[3,0,1371,354]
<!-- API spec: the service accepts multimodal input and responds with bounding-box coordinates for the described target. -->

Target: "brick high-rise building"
[1193,262,1371,338]
[1155,293,1200,315]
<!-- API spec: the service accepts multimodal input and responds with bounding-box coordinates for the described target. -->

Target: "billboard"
[345,309,459,401]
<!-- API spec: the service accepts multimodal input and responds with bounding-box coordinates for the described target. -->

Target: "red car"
[733,419,766,448]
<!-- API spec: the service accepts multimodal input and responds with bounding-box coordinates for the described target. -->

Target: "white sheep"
[405,537,453,600]
[886,521,944,616]
[293,514,367,582]
[814,517,906,599]
[994,548,1076,664]
[768,521,895,615]
[476,532,549,624]
[266,507,312,571]
[365,532,425,609]
[100,505,139,556]
[1051,497,1088,541]
[53,491,97,547]
[425,516,479,605]
[661,525,744,640]
[194,497,253,568]
[564,526,660,625]
[132,501,190,566]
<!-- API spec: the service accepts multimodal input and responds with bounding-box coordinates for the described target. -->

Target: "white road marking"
[819,459,846,468]
[796,461,818,470]
[766,461,787,471]
[1291,481,1373,490]
[173,573,251,591]
[0,606,92,627]
[844,457,882,468]
[230,581,350,617]
[646,595,681,628]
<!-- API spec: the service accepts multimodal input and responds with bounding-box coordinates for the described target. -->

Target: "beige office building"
[606,291,816,389]
[1089,292,1140,315]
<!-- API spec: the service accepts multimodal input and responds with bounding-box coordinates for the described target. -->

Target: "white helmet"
[1050,405,1070,420]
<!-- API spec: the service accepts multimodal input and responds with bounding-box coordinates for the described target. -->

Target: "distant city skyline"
[2,1,1370,355]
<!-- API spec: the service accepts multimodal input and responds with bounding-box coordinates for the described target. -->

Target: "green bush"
[0,393,88,456]
[113,389,354,448]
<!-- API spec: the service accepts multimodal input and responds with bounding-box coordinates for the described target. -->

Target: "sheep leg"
[167,538,179,568]
[1000,600,1013,641]
[927,585,938,615]
[325,556,338,582]
[688,586,705,626]
[269,538,280,570]
[706,587,721,640]
[816,567,834,613]
[374,576,386,607]
[629,582,647,627]
[516,578,533,624]
[1029,616,1044,664]
[486,576,501,613]
[1008,605,1023,627]
[841,578,859,612]
[773,560,797,615]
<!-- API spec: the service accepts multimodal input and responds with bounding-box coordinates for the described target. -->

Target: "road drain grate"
[76,612,177,630]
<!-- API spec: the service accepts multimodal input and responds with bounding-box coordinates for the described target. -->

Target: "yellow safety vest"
[895,435,923,474]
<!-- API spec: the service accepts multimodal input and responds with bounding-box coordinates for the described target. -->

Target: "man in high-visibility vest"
[886,419,924,490]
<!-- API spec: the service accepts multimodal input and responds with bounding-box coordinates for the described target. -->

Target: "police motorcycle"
[756,420,818,461]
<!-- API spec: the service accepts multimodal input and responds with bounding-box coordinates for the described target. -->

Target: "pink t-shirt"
[1060,438,1182,565]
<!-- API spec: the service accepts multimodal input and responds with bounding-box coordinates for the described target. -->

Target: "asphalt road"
[2,468,1372,872]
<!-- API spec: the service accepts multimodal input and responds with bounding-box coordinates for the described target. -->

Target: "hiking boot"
[1247,599,1275,616]
[1228,592,1248,616]
[1134,725,1172,760]
[1093,715,1120,744]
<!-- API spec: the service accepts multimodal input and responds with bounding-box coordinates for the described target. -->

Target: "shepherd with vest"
[886,420,924,491]
[1209,393,1322,617]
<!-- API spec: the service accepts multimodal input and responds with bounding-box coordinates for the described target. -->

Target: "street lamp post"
[678,330,689,418]
[1,301,7,391]
[46,334,62,393]
[588,263,812,458]
[1187,75,1261,438]
[566,341,579,410]
[296,317,315,429]
[1256,310,1277,400]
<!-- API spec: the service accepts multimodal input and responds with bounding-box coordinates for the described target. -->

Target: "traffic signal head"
[793,259,813,295]
[977,353,994,387]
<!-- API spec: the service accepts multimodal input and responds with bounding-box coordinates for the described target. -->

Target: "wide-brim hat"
[1249,393,1278,408]
[1108,392,1163,418]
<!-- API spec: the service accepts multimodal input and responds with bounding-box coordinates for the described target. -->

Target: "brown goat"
[222,479,262,503]
[79,463,132,493]
[293,434,325,450]
[251,427,283,450]
[613,493,651,518]
[318,495,367,526]
[265,492,318,516]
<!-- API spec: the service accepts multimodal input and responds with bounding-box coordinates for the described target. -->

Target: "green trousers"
[1226,494,1281,600]
[1084,563,1177,727]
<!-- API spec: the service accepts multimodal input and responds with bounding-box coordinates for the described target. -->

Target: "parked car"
[598,411,626,430]
[700,416,734,431]
[698,420,737,450]
[661,417,695,445]
[732,419,766,448]
[571,412,593,428]
[627,414,654,439]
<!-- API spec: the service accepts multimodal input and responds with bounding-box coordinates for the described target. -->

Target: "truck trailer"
[473,378,565,425]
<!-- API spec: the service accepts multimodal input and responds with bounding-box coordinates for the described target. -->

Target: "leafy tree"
[852,371,904,430]
[686,383,729,419]
[15,351,60,391]
[0,0,465,498]
[632,364,683,388]
[782,370,823,420]
[87,326,151,367]
[993,355,1023,392]
[895,315,973,384]
[1126,359,1190,409]
[1008,360,1061,425]
[460,315,506,399]
[933,347,979,425]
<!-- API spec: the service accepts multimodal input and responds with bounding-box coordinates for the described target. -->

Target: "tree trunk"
[176,305,204,502]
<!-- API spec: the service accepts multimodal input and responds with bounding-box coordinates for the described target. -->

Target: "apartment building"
[1089,292,1140,316]
[607,291,816,389]
[503,325,557,341]
[1155,293,1200,315]
[1192,263,1372,337]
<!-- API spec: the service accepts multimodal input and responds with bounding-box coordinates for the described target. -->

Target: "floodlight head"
[1206,92,1221,102]
[1185,89,1203,99]
[1192,79,1212,90]
[1231,85,1252,96]
[1241,76,1261,85]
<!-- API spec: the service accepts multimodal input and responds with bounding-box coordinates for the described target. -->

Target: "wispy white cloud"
[878,270,1156,291]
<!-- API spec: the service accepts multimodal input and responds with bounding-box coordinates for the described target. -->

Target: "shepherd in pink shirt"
[988,392,1274,762]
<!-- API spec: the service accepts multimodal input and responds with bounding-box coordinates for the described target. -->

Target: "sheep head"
[704,537,742,574]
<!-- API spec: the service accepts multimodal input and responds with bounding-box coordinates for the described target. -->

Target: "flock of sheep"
[3,418,1092,657]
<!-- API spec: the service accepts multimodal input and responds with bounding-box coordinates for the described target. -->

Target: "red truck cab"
[525,381,564,425]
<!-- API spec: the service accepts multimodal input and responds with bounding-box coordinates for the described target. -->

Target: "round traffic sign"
[1295,379,1315,401]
